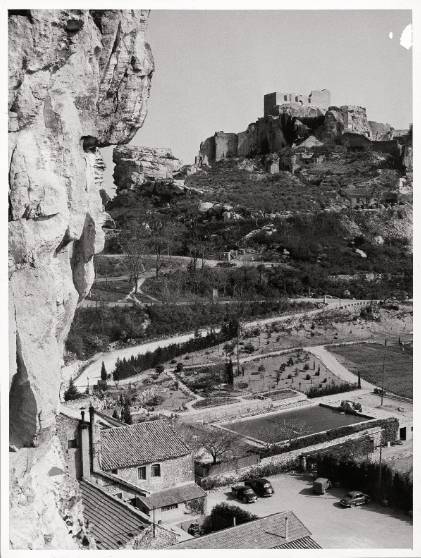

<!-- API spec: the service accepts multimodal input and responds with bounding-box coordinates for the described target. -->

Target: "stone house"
[88,411,206,523]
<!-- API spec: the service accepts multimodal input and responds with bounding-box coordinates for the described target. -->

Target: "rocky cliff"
[8,9,153,548]
[197,102,401,165]
[113,145,182,192]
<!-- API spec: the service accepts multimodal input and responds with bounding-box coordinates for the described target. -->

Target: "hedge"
[314,453,412,512]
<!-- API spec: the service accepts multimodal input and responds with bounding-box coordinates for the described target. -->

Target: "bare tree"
[195,426,238,464]
[118,223,149,294]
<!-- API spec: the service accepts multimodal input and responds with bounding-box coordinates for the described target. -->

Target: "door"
[400,427,407,441]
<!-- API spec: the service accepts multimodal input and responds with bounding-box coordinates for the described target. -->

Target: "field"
[223,405,370,444]
[328,342,412,399]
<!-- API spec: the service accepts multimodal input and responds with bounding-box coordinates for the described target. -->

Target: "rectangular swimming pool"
[223,405,371,444]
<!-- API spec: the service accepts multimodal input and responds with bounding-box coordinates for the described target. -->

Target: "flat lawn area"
[328,342,412,399]
[224,405,369,444]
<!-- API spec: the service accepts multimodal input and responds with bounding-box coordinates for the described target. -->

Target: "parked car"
[244,478,274,497]
[339,491,370,507]
[391,439,404,446]
[312,477,331,495]
[187,522,201,537]
[231,485,257,503]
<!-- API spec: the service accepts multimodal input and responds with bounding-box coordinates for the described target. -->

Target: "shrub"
[64,378,82,401]
[236,382,249,389]
[287,374,292,379]
[243,343,255,354]
[201,503,258,534]
[305,373,311,380]
[303,363,310,371]
[307,382,358,398]
[155,364,165,375]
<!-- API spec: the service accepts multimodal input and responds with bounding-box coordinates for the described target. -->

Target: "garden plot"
[235,350,341,395]
[176,349,344,399]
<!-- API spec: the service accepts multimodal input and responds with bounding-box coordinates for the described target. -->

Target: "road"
[72,298,374,389]
[305,345,375,389]
[207,473,412,549]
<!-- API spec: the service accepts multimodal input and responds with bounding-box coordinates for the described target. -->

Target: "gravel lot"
[206,472,412,549]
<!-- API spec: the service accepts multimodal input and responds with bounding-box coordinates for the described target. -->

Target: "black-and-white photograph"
[5,4,415,554]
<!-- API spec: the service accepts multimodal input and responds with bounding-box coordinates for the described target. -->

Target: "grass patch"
[328,342,412,399]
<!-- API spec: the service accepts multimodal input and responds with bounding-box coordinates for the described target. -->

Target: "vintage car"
[231,485,258,503]
[339,491,370,507]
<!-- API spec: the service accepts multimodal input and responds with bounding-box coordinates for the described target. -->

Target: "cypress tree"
[64,378,81,401]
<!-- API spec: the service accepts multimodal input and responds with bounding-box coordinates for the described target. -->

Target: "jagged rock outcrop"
[8,9,154,548]
[113,146,182,192]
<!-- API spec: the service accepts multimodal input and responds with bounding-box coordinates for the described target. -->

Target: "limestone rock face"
[317,106,370,142]
[113,145,182,192]
[9,9,153,548]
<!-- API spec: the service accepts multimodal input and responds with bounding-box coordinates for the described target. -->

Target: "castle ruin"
[264,89,331,116]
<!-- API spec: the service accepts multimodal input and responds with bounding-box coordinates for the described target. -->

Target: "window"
[284,95,287,101]
[162,503,178,511]
[138,466,146,480]
[151,464,161,477]
[67,439,78,449]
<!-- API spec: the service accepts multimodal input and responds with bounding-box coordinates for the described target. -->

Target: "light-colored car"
[339,491,370,507]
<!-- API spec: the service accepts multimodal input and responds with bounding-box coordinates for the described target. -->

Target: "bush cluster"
[307,382,359,398]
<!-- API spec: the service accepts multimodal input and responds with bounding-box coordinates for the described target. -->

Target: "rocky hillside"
[8,9,153,548]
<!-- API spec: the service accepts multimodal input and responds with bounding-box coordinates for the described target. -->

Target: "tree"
[122,401,133,425]
[112,408,121,421]
[202,503,257,534]
[100,361,107,382]
[118,222,149,294]
[64,378,81,401]
[225,359,234,386]
[196,426,237,464]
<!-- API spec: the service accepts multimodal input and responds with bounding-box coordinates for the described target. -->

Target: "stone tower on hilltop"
[264,89,331,117]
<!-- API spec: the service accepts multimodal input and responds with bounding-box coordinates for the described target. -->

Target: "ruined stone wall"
[215,132,238,161]
[8,9,154,548]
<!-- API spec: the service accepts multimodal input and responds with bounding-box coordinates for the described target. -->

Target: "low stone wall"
[260,426,383,467]
[179,391,309,425]
[201,426,383,488]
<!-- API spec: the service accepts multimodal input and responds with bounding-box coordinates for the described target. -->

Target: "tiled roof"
[100,419,191,470]
[273,535,322,549]
[80,480,149,549]
[174,511,319,549]
[144,482,206,510]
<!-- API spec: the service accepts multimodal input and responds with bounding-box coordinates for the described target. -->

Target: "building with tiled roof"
[88,417,206,524]
[100,420,190,470]
[174,511,321,549]
[80,480,177,549]
[80,480,149,549]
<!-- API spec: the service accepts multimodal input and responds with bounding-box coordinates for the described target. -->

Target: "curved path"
[72,298,375,390]
[305,344,375,389]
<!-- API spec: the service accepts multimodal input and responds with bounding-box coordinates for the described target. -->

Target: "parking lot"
[206,473,412,549]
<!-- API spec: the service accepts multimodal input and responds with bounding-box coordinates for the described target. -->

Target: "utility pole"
[380,339,387,406]
[377,442,383,498]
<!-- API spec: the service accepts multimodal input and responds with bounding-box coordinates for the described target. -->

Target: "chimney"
[285,515,289,540]
[89,405,101,473]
